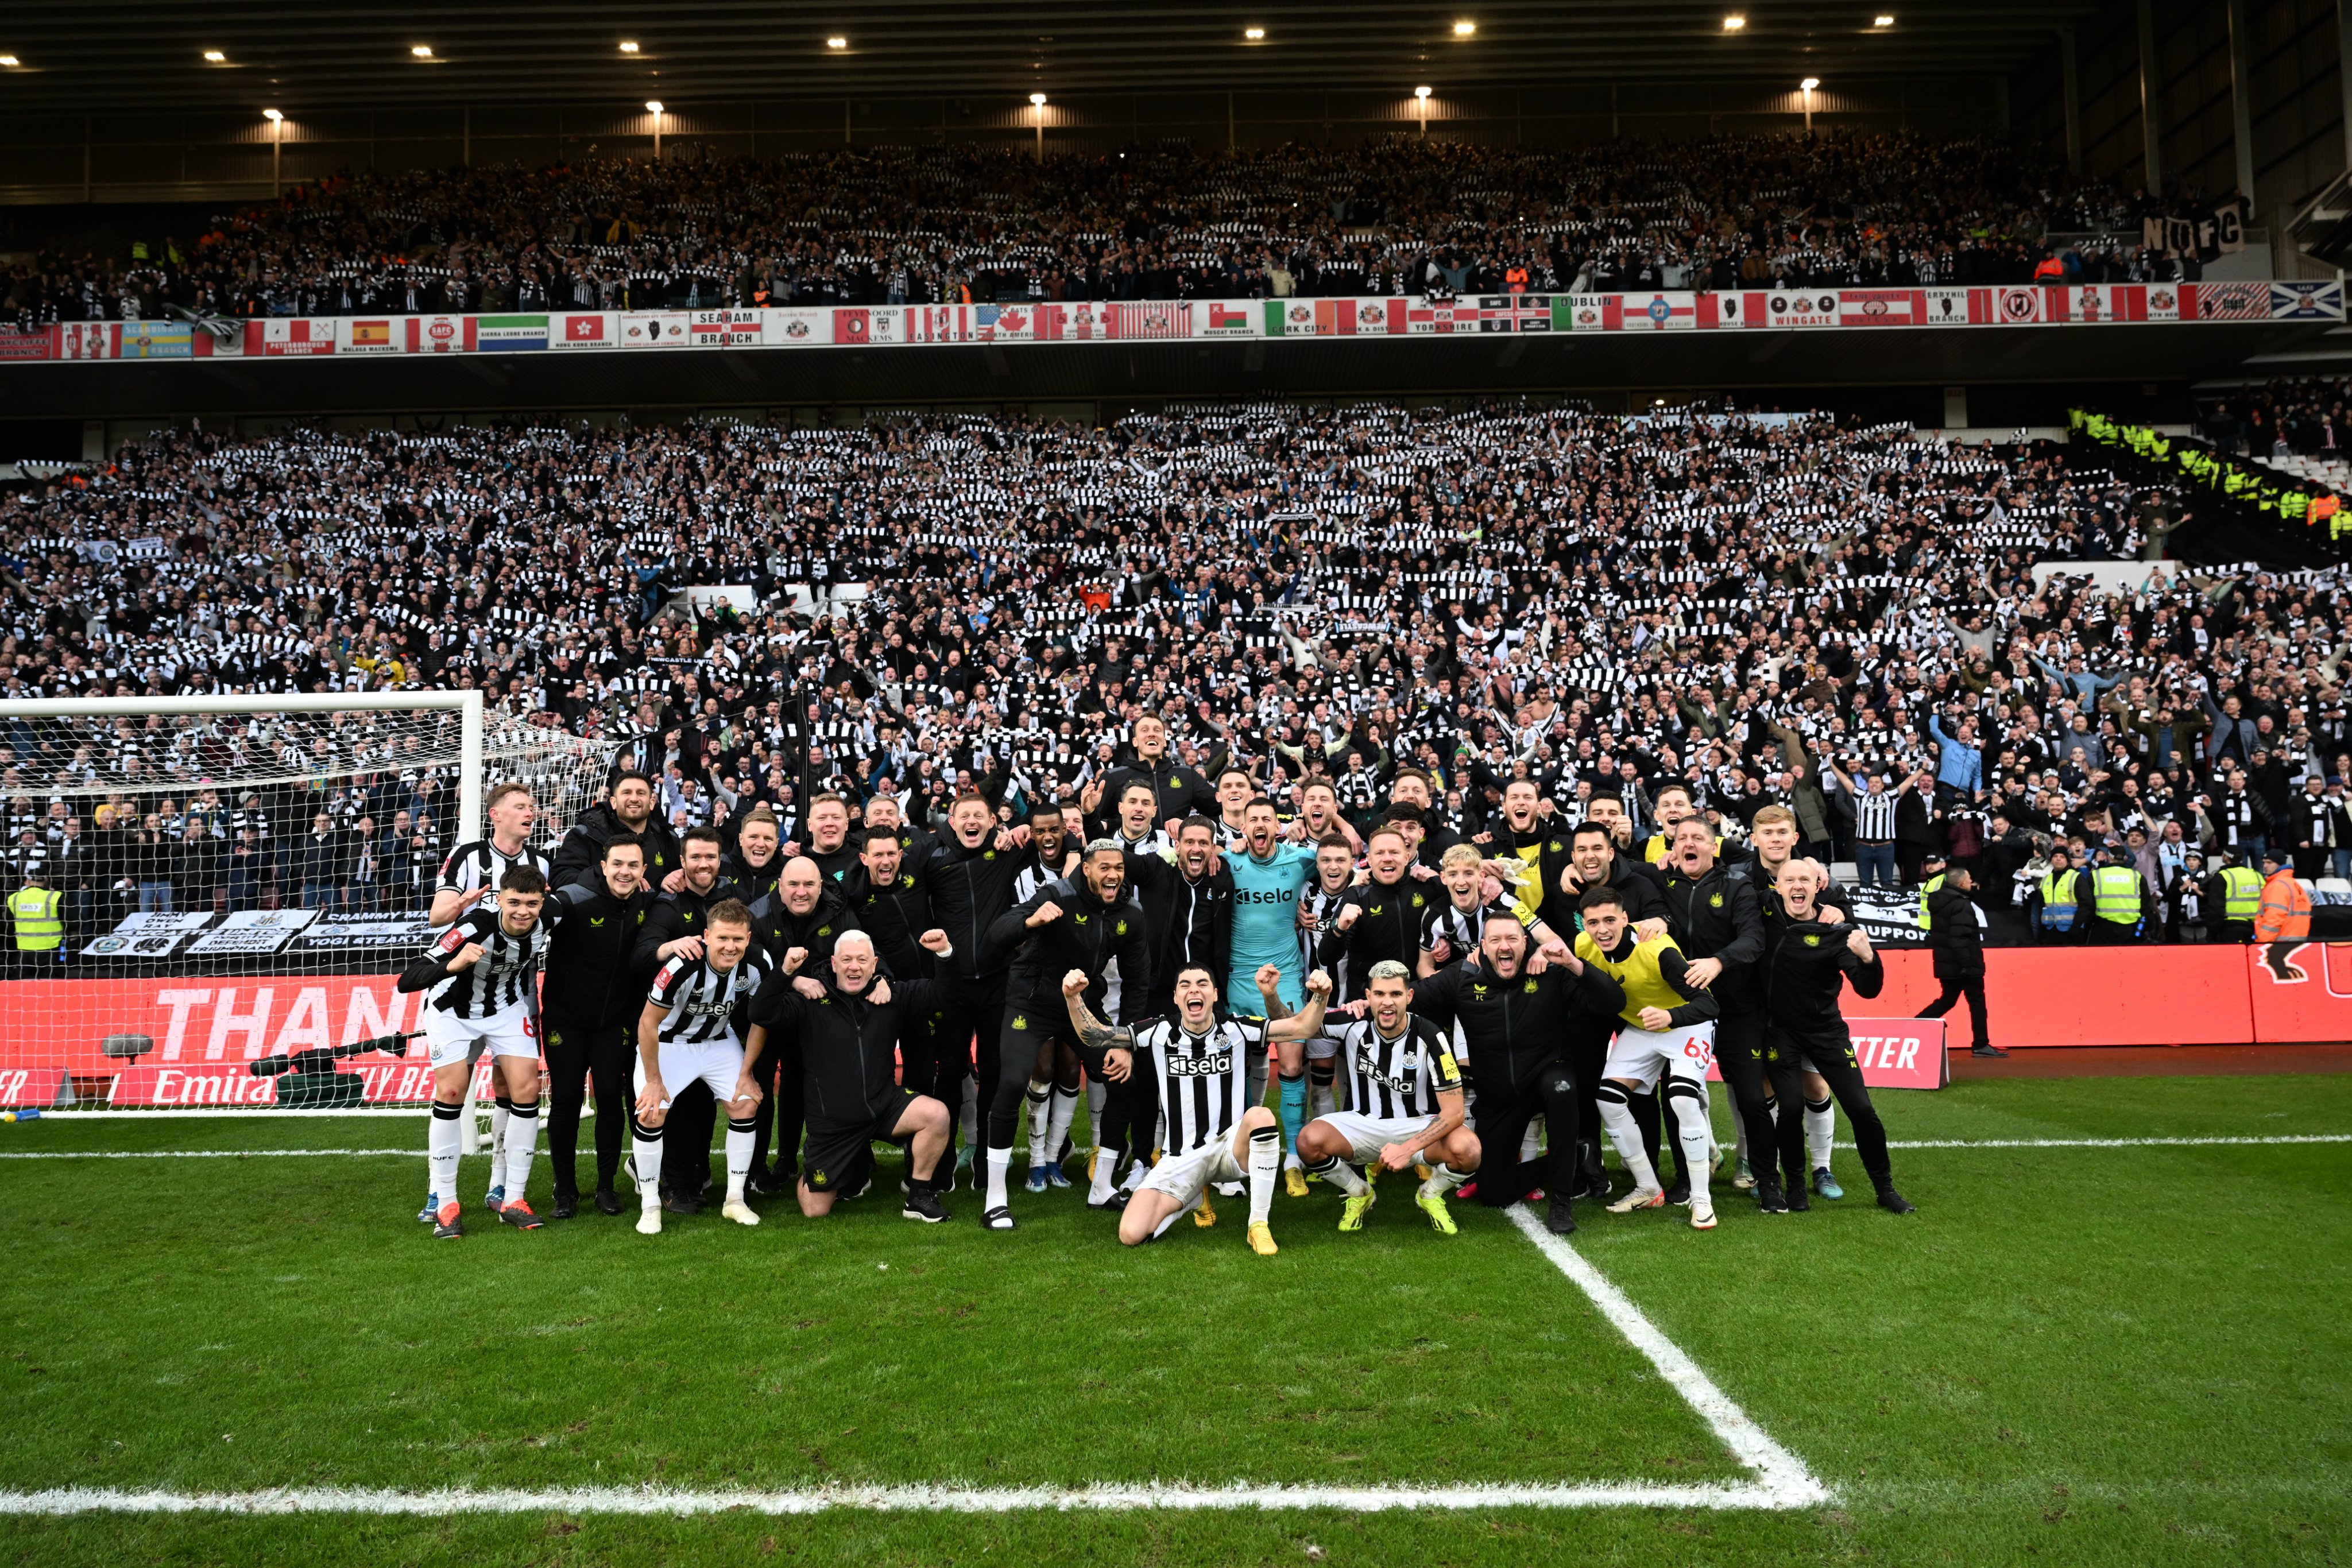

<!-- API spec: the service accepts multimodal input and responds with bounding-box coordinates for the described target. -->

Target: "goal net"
[0,693,615,1117]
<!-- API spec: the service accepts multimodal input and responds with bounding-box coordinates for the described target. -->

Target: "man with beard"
[841,825,935,979]
[540,833,657,1219]
[743,855,861,1192]
[1098,712,1219,836]
[1410,915,1625,1233]
[984,841,1152,1230]
[554,770,683,892]
[913,793,1040,1191]
[1657,814,1777,1210]
[1010,805,1085,1190]
[1550,818,1670,1200]
[1113,815,1233,1203]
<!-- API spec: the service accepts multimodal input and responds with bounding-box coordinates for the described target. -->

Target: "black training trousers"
[1566,1017,1613,1193]
[541,1013,633,1195]
[1713,1010,1781,1188]
[912,970,1007,1156]
[1916,974,1989,1051]
[1764,1027,1892,1194]
[1467,1056,1580,1206]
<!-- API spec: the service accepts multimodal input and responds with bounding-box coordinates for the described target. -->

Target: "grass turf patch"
[4,1073,2350,1566]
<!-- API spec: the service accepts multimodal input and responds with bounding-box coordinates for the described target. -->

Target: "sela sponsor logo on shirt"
[1165,1051,1235,1077]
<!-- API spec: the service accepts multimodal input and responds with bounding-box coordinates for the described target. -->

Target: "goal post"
[0,692,616,1120]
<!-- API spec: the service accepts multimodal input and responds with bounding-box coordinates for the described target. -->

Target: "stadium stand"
[0,131,2214,327]
[2,402,2340,948]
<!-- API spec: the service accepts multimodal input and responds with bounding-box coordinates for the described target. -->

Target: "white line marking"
[24,1108,424,1118]
[0,1480,1802,1516]
[1504,1206,1830,1508]
[0,1149,417,1159]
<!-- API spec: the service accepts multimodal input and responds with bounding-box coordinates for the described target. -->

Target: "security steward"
[2086,846,2156,944]
[2212,850,2264,944]
[745,855,862,1191]
[541,832,659,1217]
[1656,815,1777,1209]
[1409,915,1625,1234]
[8,868,64,976]
[2023,847,2087,943]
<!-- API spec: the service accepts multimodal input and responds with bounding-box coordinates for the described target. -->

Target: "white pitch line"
[0,1149,417,1159]
[1504,1206,1831,1508]
[0,1479,1802,1516]
[1882,1134,2352,1149]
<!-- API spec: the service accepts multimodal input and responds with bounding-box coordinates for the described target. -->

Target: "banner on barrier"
[108,1055,489,1108]
[1715,1017,1947,1089]
[0,974,421,1076]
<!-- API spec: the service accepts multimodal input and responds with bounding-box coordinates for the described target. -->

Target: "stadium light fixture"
[1722,14,1746,29]
[618,40,640,53]
[0,54,22,66]
[827,36,848,49]
[1415,84,1432,96]
[1453,20,1476,36]
[1415,85,1432,137]
[647,100,664,160]
[1030,94,1047,162]
[411,44,433,57]
[1874,14,1894,25]
[204,49,227,63]
[1244,26,1266,40]
[645,99,663,113]
[1030,91,1047,104]
[1801,76,1819,90]
[263,107,283,121]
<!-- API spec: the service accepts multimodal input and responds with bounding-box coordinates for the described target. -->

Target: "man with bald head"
[743,854,862,1193]
[752,927,957,1220]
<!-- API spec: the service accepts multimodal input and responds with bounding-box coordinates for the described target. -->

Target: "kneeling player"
[629,900,772,1235]
[1062,962,1331,1253]
[1297,959,1481,1234]
[401,864,559,1238]
[1573,885,1723,1230]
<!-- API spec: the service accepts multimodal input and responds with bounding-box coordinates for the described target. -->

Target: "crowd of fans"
[2,394,2342,955]
[0,130,2181,328]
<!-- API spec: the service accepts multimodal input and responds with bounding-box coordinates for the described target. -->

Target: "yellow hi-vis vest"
[2219,865,2263,920]
[2037,870,2079,929]
[2091,865,2141,924]
[1573,931,1688,1028]
[9,886,63,950]
[1917,872,1947,930]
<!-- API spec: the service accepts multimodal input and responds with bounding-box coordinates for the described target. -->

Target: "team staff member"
[1657,815,1777,1210]
[1750,804,1851,1197]
[541,833,657,1218]
[553,770,683,892]
[914,792,1040,1189]
[790,793,861,885]
[722,806,786,905]
[984,840,1152,1231]
[842,826,937,979]
[632,826,732,1213]
[1916,868,2002,1058]
[1477,777,1575,933]
[753,929,958,1222]
[1116,816,1234,1201]
[1758,859,1915,1215]
[744,857,862,1190]
[1410,916,1626,1233]
[1096,713,1219,835]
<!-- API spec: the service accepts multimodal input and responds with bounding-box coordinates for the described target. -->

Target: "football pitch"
[2,1071,2348,1566]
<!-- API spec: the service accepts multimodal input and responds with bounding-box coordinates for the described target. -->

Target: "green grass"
[2,1074,2350,1566]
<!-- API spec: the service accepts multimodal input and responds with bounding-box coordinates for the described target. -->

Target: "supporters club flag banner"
[339,318,399,354]
[254,319,335,357]
[556,312,612,348]
[405,315,467,354]
[473,313,551,351]
[1712,1018,1947,1089]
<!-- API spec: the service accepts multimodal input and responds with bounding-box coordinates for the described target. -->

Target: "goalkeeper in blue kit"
[1224,796,1318,1168]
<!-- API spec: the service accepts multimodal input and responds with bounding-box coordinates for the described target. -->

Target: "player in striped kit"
[1296,959,1483,1234]
[629,900,773,1236]
[398,862,558,1239]
[420,782,553,1221]
[1061,962,1332,1254]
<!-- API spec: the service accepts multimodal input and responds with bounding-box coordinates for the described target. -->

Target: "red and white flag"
[404,316,466,354]
[557,313,609,347]
[265,319,338,356]
[1837,289,1928,326]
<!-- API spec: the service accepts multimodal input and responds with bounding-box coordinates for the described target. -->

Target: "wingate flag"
[474,314,550,351]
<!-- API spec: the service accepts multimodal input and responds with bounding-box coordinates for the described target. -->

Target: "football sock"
[1277,1070,1305,1155]
[1630,1087,1667,1180]
[724,1116,759,1203]
[1152,1191,1203,1241]
[1024,1080,1053,1158]
[1308,1059,1337,1118]
[958,1078,977,1150]
[1120,1156,1151,1194]
[1045,1086,1080,1165]
[1804,1095,1836,1169]
[500,1099,539,1201]
[1733,1108,1750,1163]
[1088,1145,1120,1204]
[631,1114,665,1211]
[1306,1154,1368,1198]
[984,1146,1013,1211]
[489,1093,513,1184]
[1247,1125,1280,1224]
[1086,1077,1107,1128]
[1667,1082,1712,1202]
[1596,1086,1658,1191]
[428,1100,464,1201]
[1521,1122,1543,1163]
[1418,1160,1469,1200]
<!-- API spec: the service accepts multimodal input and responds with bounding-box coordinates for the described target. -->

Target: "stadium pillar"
[2341,0,2352,169]
[2060,27,2082,174]
[2227,0,2257,204]
[2137,0,2162,193]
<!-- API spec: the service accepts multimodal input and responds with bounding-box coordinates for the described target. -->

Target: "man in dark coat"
[1916,868,2003,1057]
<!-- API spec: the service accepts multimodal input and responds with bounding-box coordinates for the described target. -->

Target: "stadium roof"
[0,1,2095,114]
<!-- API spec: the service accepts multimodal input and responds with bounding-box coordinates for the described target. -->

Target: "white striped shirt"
[1853,792,1897,843]
[436,837,553,913]
[648,953,772,1048]
[425,907,554,1020]
[1132,1011,1271,1155]
[1337,1012,1461,1121]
